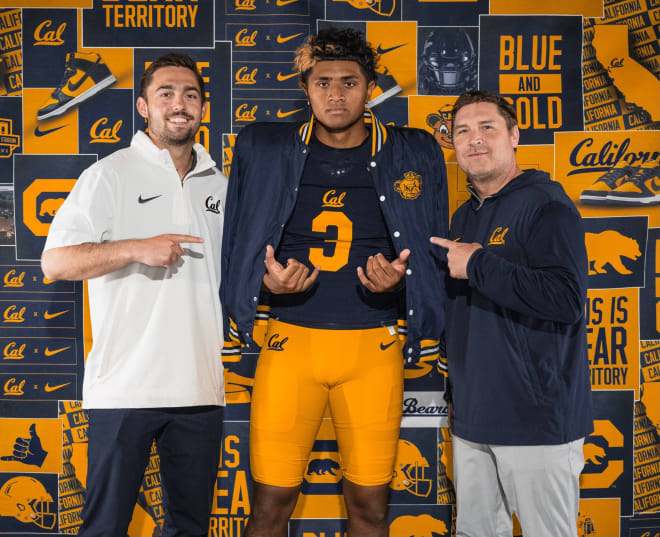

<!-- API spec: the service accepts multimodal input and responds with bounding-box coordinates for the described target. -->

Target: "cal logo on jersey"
[487,226,509,246]
[394,171,422,200]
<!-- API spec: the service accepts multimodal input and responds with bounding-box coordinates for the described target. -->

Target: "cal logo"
[89,118,122,144]
[394,171,423,200]
[3,377,25,396]
[582,420,624,489]
[0,119,20,157]
[235,104,257,122]
[3,305,25,323]
[33,20,66,46]
[426,105,454,149]
[488,226,509,246]
[235,66,257,85]
[23,179,76,237]
[235,0,256,10]
[235,28,257,47]
[3,342,25,360]
[322,190,346,208]
[267,333,288,352]
[205,196,222,214]
[3,270,24,288]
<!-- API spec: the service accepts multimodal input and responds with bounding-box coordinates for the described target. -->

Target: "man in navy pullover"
[432,90,593,537]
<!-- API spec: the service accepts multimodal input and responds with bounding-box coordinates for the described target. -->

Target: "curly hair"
[452,90,518,131]
[294,27,379,83]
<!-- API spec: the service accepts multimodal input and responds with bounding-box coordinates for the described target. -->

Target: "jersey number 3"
[309,211,353,272]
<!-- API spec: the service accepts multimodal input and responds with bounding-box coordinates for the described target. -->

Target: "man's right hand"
[134,234,203,267]
[262,245,320,294]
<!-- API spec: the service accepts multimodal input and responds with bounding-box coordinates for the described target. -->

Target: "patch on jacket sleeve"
[394,171,423,200]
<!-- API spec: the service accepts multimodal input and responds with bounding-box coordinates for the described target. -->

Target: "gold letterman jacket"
[221,110,449,369]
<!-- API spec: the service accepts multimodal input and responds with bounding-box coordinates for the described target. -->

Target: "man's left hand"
[357,249,410,293]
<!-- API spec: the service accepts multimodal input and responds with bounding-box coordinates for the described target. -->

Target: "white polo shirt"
[44,131,227,408]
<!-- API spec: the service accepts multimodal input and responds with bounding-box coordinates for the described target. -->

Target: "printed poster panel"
[13,154,97,260]
[583,216,647,289]
[210,420,252,535]
[0,8,22,96]
[82,0,214,47]
[0,472,58,533]
[586,288,640,397]
[479,15,584,144]
[402,0,489,26]
[577,498,621,537]
[554,131,660,226]
[635,379,660,513]
[581,390,634,516]
[0,96,22,179]
[0,418,62,473]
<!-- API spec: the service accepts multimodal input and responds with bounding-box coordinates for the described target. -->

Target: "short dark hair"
[452,90,517,132]
[294,27,378,84]
[140,53,205,103]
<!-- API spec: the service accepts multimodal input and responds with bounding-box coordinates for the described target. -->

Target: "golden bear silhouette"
[585,230,641,275]
[390,514,448,536]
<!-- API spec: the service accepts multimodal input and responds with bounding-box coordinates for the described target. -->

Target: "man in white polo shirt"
[41,53,226,537]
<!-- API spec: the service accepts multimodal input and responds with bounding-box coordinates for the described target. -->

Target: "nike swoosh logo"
[138,194,163,204]
[276,0,300,5]
[67,71,91,92]
[44,346,71,357]
[277,32,303,44]
[277,72,298,82]
[276,107,304,118]
[44,382,71,392]
[34,125,67,137]
[44,310,68,320]
[42,278,55,284]
[380,341,396,351]
[376,43,407,55]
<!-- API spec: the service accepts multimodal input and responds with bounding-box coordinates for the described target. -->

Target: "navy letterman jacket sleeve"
[466,201,587,323]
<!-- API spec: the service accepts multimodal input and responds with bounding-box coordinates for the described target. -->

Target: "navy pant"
[78,406,223,537]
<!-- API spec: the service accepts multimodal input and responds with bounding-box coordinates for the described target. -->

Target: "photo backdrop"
[0,0,658,535]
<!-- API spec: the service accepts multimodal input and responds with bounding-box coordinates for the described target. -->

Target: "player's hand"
[430,237,482,279]
[262,245,320,294]
[134,234,203,267]
[357,249,410,293]
[1,424,48,467]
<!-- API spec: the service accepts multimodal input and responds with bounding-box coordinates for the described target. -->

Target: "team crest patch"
[394,171,422,200]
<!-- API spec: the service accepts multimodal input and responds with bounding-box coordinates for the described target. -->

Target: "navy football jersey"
[270,135,399,327]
